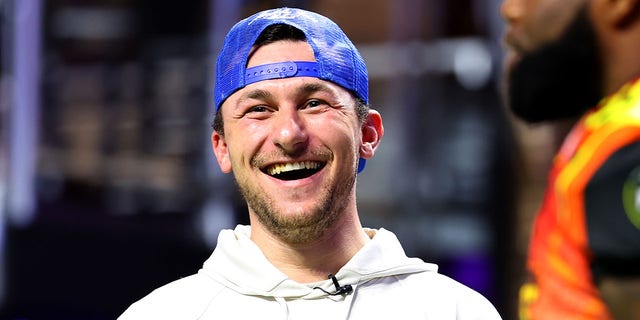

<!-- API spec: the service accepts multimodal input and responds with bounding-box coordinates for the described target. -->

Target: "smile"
[262,161,324,180]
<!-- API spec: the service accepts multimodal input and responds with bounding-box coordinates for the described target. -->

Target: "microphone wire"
[313,274,353,296]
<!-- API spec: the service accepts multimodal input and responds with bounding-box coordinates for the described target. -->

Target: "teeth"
[267,161,320,176]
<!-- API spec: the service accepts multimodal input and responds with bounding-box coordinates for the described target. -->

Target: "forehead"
[247,40,316,68]
[224,76,353,110]
[219,39,355,113]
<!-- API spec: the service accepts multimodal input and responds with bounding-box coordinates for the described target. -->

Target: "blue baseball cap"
[214,7,369,110]
[214,7,369,173]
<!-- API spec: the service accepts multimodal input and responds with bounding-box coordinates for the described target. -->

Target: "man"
[119,7,501,319]
[501,0,640,318]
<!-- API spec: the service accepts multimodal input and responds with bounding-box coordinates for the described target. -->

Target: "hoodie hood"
[119,225,501,320]
[200,225,437,300]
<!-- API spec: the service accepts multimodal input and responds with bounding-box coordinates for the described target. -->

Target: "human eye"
[241,104,272,119]
[303,99,329,110]
[247,105,269,113]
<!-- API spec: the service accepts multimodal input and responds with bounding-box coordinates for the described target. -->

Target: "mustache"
[502,30,525,55]
[250,148,333,168]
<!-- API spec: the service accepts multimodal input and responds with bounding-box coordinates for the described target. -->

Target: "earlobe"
[211,131,232,173]
[359,110,384,159]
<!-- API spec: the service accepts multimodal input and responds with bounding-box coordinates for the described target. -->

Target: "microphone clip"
[313,274,353,296]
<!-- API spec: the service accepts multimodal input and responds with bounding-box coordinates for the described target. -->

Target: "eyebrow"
[237,81,336,105]
[237,88,274,104]
[295,82,333,97]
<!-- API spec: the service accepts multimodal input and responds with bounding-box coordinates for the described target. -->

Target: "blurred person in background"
[119,7,501,319]
[501,0,640,318]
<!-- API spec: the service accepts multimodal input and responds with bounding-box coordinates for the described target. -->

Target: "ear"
[211,131,232,173]
[594,0,640,28]
[359,109,384,159]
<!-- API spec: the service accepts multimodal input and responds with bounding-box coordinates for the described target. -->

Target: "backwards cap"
[214,7,369,173]
[214,7,369,111]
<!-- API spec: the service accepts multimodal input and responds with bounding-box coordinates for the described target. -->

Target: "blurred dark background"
[0,0,559,319]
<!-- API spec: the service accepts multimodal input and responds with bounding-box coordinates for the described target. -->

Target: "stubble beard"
[235,152,358,245]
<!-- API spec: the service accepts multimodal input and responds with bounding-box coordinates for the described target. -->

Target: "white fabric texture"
[119,225,502,319]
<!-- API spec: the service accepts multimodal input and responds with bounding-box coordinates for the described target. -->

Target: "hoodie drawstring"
[342,283,359,320]
[275,297,290,320]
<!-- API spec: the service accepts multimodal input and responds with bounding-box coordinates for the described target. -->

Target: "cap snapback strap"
[245,61,319,85]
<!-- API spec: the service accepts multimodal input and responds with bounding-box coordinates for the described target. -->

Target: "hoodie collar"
[200,225,436,299]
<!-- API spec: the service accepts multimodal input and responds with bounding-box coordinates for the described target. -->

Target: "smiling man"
[119,7,501,319]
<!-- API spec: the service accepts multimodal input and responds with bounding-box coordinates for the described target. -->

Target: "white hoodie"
[119,225,502,319]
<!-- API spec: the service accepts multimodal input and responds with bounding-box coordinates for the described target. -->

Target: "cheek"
[531,2,581,45]
[243,123,266,142]
[310,118,361,157]
[230,121,270,144]
[309,114,354,137]
[225,124,267,162]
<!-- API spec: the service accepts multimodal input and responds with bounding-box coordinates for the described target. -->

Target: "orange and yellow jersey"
[519,78,640,320]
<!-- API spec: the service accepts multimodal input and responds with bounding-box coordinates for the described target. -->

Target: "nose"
[271,108,308,155]
[501,0,523,23]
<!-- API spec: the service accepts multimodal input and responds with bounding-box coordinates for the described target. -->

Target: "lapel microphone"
[313,274,353,295]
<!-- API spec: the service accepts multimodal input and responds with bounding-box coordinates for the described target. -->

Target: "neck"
[603,47,640,96]
[249,210,371,283]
